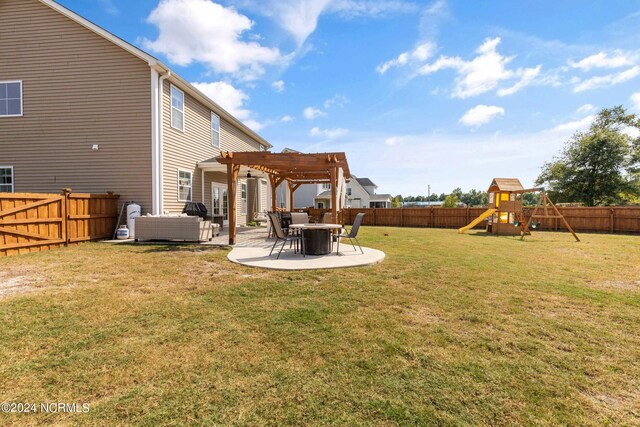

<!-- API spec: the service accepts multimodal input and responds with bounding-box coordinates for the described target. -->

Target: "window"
[177,169,192,201]
[0,81,22,117]
[171,85,184,131]
[241,183,247,214]
[211,112,220,148]
[259,145,266,152]
[346,188,352,196]
[0,167,13,192]
[322,183,331,190]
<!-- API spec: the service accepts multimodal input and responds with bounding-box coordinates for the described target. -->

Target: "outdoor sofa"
[134,215,218,242]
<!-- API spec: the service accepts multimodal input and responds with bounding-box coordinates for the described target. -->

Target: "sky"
[59,0,640,196]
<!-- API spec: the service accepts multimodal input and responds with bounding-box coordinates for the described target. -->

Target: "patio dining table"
[288,223,343,255]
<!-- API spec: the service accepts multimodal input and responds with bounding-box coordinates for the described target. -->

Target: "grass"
[0,227,639,426]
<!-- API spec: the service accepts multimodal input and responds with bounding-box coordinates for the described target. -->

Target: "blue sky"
[59,0,640,196]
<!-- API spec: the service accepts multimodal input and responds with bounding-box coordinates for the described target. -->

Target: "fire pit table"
[288,223,343,256]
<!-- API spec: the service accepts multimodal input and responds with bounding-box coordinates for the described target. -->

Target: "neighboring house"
[0,0,271,226]
[314,175,392,209]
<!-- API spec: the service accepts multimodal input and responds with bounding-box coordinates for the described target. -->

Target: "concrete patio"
[208,226,385,270]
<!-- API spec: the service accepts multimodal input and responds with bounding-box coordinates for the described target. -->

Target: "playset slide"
[458,209,496,234]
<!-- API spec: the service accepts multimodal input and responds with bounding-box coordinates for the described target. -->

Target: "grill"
[182,202,208,219]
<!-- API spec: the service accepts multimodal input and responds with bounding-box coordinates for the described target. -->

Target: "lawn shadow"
[117,242,228,253]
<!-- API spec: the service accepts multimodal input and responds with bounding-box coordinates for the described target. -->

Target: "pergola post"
[269,174,278,212]
[287,180,301,211]
[330,166,337,223]
[287,180,294,211]
[227,163,240,245]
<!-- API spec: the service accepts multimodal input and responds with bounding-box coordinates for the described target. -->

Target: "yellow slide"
[458,209,496,234]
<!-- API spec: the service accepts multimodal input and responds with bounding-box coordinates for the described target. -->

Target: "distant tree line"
[394,106,640,207]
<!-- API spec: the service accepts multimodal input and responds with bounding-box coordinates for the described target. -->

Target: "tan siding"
[0,0,152,211]
[161,80,261,225]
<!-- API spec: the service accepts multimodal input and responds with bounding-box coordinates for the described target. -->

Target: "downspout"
[157,70,171,214]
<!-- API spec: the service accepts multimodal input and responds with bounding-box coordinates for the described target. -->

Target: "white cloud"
[323,94,349,109]
[496,65,541,96]
[240,0,416,46]
[272,80,285,92]
[576,104,595,114]
[384,136,404,146]
[280,115,294,122]
[630,92,640,111]
[417,37,542,98]
[142,0,283,80]
[568,50,636,71]
[329,0,418,19]
[303,106,327,119]
[191,81,263,130]
[98,0,119,15]
[549,115,595,133]
[376,42,436,74]
[573,66,640,92]
[309,126,349,139]
[459,105,505,127]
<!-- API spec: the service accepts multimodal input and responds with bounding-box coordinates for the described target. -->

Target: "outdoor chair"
[336,213,365,254]
[268,213,304,259]
[267,211,282,239]
[320,212,334,224]
[290,212,309,225]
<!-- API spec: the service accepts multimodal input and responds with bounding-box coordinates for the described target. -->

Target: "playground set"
[458,178,579,241]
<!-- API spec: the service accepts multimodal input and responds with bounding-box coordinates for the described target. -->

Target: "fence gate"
[0,193,66,256]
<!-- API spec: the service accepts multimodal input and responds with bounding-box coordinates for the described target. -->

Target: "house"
[0,0,271,227]
[314,176,392,209]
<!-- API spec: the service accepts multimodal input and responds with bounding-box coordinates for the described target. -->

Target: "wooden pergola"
[216,151,351,244]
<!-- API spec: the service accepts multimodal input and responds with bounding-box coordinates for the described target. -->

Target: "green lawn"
[1,228,639,426]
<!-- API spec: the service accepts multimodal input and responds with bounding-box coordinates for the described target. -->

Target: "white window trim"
[177,168,192,202]
[211,112,220,148]
[0,80,23,118]
[0,166,14,193]
[170,84,185,132]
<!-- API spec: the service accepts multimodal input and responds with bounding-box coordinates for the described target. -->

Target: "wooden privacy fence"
[330,207,640,234]
[0,190,119,256]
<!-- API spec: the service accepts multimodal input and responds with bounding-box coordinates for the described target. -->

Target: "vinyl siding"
[0,0,152,210]
[161,80,262,225]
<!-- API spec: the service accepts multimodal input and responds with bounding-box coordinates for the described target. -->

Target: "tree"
[523,192,540,206]
[442,194,459,208]
[460,189,488,207]
[391,195,403,207]
[536,106,640,206]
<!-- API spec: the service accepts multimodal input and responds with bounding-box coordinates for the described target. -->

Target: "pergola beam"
[216,151,351,244]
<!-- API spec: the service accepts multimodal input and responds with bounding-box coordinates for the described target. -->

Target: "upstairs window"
[0,81,22,117]
[211,112,220,148]
[171,85,184,131]
[346,188,352,196]
[0,167,13,192]
[322,183,331,190]
[178,169,192,201]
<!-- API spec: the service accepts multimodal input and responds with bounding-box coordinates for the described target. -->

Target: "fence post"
[62,188,71,246]
[400,208,404,227]
[372,208,376,226]
[610,208,614,233]
[430,207,434,228]
[466,207,470,225]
